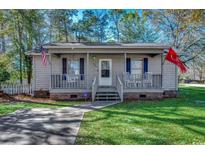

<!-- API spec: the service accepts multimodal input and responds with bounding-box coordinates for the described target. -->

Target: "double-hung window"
[131,60,142,74]
[67,60,80,75]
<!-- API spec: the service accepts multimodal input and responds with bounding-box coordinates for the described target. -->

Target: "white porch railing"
[92,76,98,102]
[51,74,87,89]
[116,75,123,102]
[0,84,32,95]
[123,72,162,89]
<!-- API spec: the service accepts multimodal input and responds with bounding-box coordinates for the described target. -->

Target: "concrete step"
[96,93,119,96]
[96,95,120,98]
[95,98,121,101]
[95,86,120,102]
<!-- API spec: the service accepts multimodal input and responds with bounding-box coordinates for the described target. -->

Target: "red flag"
[165,48,187,73]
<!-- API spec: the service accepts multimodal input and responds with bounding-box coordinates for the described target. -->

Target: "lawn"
[0,101,84,116]
[77,85,205,144]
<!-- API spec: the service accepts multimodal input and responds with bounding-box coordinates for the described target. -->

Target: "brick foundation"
[163,90,177,98]
[34,90,177,101]
[124,92,164,100]
[34,90,50,98]
[50,92,91,100]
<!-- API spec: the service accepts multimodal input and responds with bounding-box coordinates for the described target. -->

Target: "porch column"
[49,53,52,90]
[86,52,89,89]
[124,52,127,73]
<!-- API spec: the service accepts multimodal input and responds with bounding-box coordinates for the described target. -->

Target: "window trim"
[131,59,143,75]
[67,59,80,75]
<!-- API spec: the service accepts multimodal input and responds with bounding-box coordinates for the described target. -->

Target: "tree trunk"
[26,56,32,84]
[19,48,23,84]
[0,23,6,52]
[64,21,68,43]
[193,60,196,80]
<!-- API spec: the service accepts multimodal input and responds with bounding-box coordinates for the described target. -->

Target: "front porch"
[48,48,164,101]
[50,72,162,102]
[50,73,162,90]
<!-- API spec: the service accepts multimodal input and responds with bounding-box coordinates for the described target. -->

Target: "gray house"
[29,42,178,102]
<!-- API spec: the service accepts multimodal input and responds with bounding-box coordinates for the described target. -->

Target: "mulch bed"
[0,92,55,103]
[0,92,15,102]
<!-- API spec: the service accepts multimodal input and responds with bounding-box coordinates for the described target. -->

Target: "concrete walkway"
[0,101,119,145]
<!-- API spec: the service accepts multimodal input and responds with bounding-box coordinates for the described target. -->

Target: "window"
[101,61,110,78]
[131,60,142,74]
[67,60,80,75]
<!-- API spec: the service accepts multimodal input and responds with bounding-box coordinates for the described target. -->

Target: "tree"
[8,10,46,84]
[0,54,10,83]
[147,10,205,62]
[92,10,109,42]
[75,10,98,42]
[120,11,159,43]
[108,9,125,42]
[47,10,78,42]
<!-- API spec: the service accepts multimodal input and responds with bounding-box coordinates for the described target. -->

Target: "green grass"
[77,85,205,145]
[0,101,84,116]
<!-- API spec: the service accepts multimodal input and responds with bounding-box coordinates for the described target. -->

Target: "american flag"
[41,47,47,66]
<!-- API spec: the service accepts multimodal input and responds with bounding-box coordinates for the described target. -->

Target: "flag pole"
[162,49,169,65]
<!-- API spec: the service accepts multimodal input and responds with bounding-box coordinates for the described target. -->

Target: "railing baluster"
[122,72,162,90]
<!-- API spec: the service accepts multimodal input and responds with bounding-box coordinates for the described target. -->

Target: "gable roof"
[43,42,170,49]
[27,42,170,55]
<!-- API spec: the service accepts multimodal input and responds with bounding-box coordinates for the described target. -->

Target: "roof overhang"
[27,43,170,56]
[43,43,170,50]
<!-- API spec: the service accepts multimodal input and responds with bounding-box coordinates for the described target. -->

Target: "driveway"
[0,101,118,145]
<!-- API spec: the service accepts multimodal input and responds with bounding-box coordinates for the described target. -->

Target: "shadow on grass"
[77,98,205,145]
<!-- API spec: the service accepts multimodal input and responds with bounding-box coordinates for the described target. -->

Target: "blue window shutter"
[126,58,131,73]
[80,58,84,80]
[143,58,148,73]
[62,58,67,74]
[62,58,67,80]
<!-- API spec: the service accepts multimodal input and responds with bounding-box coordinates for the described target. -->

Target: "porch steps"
[95,86,120,102]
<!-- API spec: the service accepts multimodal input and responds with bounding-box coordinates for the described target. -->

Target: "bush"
[0,69,10,83]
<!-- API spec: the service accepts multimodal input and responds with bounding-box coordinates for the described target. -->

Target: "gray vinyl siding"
[162,61,178,90]
[33,55,50,90]
[149,55,161,74]
[51,55,61,74]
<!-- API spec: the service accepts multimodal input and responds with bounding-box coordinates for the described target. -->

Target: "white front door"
[99,59,112,86]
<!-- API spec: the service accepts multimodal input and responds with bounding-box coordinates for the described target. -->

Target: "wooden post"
[49,53,52,90]
[87,52,89,89]
[124,52,127,73]
[123,52,127,84]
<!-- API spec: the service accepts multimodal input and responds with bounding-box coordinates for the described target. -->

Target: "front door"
[99,59,112,86]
